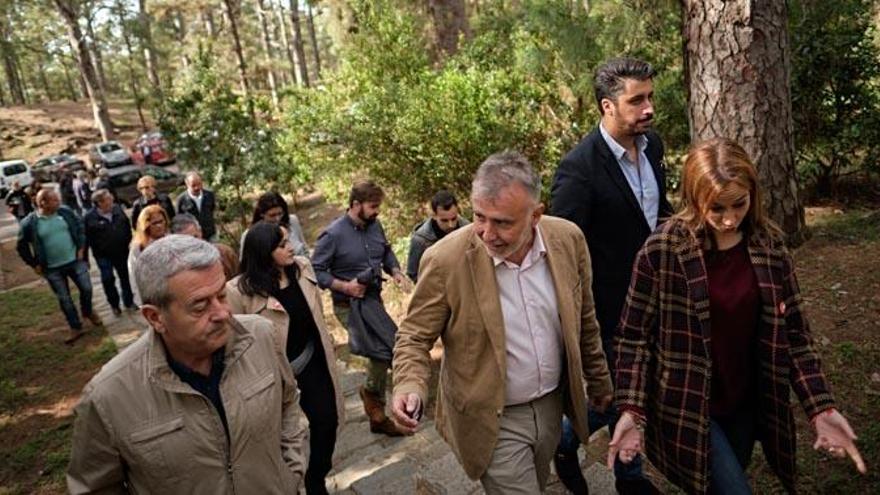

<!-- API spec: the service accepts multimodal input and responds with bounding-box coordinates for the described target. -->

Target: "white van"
[0,159,34,198]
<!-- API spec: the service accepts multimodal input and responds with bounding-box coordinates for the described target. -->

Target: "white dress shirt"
[491,226,563,406]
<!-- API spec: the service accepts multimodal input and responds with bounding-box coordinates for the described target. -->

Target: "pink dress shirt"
[491,226,563,406]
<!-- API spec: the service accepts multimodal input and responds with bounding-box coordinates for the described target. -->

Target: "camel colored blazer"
[393,215,612,479]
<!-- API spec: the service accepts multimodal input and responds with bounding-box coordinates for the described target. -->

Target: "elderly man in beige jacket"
[66,235,308,494]
[391,151,613,494]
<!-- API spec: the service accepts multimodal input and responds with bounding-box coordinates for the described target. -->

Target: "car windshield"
[109,171,142,187]
[3,163,27,176]
[99,143,121,152]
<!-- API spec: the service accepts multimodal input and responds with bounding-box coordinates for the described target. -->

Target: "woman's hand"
[813,408,867,474]
[607,411,643,468]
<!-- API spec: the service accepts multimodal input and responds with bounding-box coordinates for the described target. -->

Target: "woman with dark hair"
[226,221,342,495]
[240,191,309,257]
[609,138,866,494]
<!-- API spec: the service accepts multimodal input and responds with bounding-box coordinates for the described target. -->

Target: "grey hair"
[185,171,202,183]
[594,57,655,114]
[471,150,540,203]
[91,188,112,204]
[135,234,220,308]
[171,213,202,234]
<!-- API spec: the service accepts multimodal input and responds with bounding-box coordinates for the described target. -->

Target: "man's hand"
[589,394,613,413]
[32,265,43,276]
[390,393,422,434]
[342,279,366,298]
[392,270,413,294]
[813,409,867,474]
[607,411,643,468]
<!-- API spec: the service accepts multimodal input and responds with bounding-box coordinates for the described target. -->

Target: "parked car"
[89,141,133,169]
[107,164,183,207]
[0,159,34,198]
[133,131,176,165]
[32,153,86,182]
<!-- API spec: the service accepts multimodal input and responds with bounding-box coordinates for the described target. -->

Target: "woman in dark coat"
[609,138,866,494]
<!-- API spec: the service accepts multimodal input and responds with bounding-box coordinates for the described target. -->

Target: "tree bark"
[173,9,190,69]
[54,0,115,140]
[275,1,300,85]
[289,0,310,87]
[37,60,52,101]
[85,13,109,97]
[682,0,806,245]
[60,54,78,100]
[222,0,251,98]
[115,0,147,131]
[0,15,25,105]
[138,0,161,91]
[426,0,469,57]
[255,0,279,109]
[306,2,321,81]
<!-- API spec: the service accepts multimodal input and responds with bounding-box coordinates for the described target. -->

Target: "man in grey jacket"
[405,190,469,282]
[67,235,308,494]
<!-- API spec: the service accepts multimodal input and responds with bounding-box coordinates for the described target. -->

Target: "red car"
[132,131,176,166]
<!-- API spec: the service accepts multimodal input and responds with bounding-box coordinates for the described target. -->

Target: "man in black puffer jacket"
[84,189,136,314]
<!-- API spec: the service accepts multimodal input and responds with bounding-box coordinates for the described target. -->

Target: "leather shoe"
[554,450,588,495]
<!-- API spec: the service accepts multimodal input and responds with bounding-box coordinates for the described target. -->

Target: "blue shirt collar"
[599,122,648,162]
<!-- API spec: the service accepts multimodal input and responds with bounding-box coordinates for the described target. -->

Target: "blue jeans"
[558,335,645,481]
[708,414,755,495]
[45,260,93,330]
[95,255,134,309]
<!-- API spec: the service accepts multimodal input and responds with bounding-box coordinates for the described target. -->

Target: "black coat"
[550,127,674,341]
[176,189,217,240]
[84,205,133,259]
[131,194,175,226]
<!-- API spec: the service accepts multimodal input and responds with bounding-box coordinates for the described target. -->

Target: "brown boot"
[359,387,408,437]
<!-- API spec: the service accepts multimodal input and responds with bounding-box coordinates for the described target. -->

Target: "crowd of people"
[9,56,867,494]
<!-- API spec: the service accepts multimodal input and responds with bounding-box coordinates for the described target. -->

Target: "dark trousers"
[45,260,92,330]
[95,254,134,309]
[297,349,339,495]
[558,336,646,481]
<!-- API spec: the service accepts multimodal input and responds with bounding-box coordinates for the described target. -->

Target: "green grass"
[810,209,880,243]
[0,286,117,494]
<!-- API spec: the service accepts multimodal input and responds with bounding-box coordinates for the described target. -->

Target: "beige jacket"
[393,216,613,479]
[224,257,345,427]
[66,315,308,494]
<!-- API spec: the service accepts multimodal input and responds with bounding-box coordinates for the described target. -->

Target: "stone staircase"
[326,360,617,495]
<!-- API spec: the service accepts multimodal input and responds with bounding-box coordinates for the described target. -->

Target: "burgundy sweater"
[706,238,760,418]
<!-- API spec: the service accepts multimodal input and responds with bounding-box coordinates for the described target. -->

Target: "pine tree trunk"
[116,0,147,131]
[0,18,25,105]
[255,0,279,109]
[276,1,300,85]
[38,61,52,101]
[426,0,469,57]
[138,0,161,90]
[222,0,251,98]
[173,9,190,69]
[86,15,109,97]
[682,0,806,245]
[55,0,115,141]
[306,2,321,81]
[289,0,310,87]
[61,55,78,101]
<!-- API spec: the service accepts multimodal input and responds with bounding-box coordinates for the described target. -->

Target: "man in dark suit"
[549,57,673,495]
[176,172,217,241]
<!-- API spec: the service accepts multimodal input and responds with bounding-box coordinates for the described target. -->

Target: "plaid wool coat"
[614,219,836,494]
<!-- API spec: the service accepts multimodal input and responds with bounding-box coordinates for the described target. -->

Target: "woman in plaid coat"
[608,138,866,494]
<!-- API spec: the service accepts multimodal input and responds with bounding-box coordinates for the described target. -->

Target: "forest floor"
[0,101,876,493]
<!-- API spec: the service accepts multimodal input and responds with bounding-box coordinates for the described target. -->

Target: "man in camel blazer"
[391,151,612,494]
